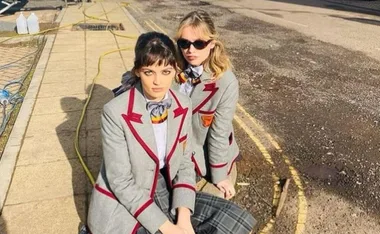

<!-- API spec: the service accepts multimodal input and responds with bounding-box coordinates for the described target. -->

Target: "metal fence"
[0,36,45,138]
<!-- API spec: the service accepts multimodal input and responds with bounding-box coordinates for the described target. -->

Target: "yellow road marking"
[144,20,158,31]
[260,218,275,233]
[127,4,138,13]
[237,103,307,234]
[234,115,275,166]
[149,19,167,34]
[135,5,144,14]
[234,115,281,234]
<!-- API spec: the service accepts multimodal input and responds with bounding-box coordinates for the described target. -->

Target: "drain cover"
[72,23,125,31]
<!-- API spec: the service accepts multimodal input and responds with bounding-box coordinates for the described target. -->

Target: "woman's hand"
[216,179,236,199]
[159,220,188,234]
[177,207,195,234]
[177,221,195,234]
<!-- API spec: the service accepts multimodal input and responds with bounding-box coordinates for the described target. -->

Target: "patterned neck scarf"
[146,98,172,124]
[178,65,204,85]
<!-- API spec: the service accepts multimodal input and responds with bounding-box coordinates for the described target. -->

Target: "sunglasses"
[177,38,212,50]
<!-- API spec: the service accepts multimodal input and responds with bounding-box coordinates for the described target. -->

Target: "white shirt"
[179,79,194,96]
[145,93,168,169]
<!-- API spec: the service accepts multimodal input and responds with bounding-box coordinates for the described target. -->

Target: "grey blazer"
[173,69,239,184]
[87,83,196,234]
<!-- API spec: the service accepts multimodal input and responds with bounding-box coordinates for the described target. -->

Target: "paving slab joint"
[0,34,56,213]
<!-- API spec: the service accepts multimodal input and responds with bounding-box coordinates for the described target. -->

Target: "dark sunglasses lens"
[193,40,208,49]
[177,39,191,49]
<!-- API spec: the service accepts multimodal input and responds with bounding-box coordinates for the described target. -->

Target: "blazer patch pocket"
[200,113,214,127]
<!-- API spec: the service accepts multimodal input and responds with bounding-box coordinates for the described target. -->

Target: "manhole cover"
[72,23,125,31]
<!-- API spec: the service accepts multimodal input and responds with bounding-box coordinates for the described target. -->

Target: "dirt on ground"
[125,0,380,233]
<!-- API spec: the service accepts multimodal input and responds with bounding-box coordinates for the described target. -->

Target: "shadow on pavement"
[269,0,380,17]
[56,83,114,233]
[329,14,380,25]
[0,215,6,234]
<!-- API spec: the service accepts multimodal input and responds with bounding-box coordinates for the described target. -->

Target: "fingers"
[217,185,226,194]
[220,183,236,200]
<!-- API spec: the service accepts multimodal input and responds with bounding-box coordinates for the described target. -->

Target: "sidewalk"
[0,1,141,233]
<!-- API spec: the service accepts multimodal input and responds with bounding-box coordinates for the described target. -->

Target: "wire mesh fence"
[0,35,45,148]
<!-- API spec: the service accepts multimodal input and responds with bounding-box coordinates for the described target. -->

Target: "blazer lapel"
[191,71,219,114]
[121,83,159,164]
[165,89,189,185]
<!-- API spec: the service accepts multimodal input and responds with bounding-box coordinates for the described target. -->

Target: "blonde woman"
[174,10,240,200]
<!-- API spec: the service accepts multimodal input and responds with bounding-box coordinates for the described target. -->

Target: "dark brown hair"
[118,32,178,94]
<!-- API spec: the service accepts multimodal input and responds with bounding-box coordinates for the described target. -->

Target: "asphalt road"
[125,0,380,233]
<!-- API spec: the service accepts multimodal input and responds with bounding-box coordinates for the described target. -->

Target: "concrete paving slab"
[55,32,85,41]
[51,44,86,53]
[5,159,87,205]
[34,94,86,115]
[46,59,86,72]
[0,216,5,233]
[17,132,86,166]
[119,50,134,59]
[85,155,102,191]
[115,38,137,46]
[85,32,116,39]
[86,57,121,66]
[25,111,84,136]
[86,51,124,62]
[2,195,86,233]
[42,70,86,84]
[86,82,119,110]
[92,76,122,90]
[38,80,85,98]
[85,41,118,48]
[87,56,124,68]
[54,38,85,46]
[48,51,86,62]
[86,45,119,53]
[86,66,125,81]
[86,130,102,157]
[87,155,102,177]
[85,109,102,130]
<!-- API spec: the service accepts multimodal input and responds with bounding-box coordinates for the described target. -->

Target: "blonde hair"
[175,10,232,80]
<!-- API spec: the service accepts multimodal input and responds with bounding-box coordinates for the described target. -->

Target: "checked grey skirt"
[137,172,256,234]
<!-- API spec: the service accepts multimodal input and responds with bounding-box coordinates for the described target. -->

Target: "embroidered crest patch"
[201,114,214,127]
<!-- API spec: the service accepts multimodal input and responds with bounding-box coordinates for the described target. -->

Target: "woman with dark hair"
[87,31,255,234]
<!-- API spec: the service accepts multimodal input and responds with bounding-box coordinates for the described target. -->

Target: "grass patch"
[0,37,42,48]
[0,22,60,40]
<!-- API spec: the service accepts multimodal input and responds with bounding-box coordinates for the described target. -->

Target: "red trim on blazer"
[192,83,219,115]
[191,154,202,176]
[173,183,196,192]
[209,162,228,168]
[134,199,154,218]
[121,88,160,199]
[198,109,216,115]
[95,184,116,200]
[131,223,140,234]
[179,134,187,143]
[227,154,239,175]
[165,89,189,188]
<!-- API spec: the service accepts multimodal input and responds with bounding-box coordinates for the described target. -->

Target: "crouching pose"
[87,31,256,234]
[173,10,241,199]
